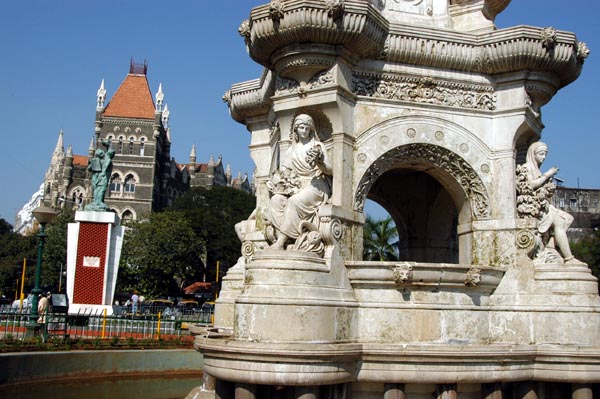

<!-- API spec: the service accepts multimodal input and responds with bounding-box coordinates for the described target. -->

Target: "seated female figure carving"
[266,114,332,250]
[516,142,583,264]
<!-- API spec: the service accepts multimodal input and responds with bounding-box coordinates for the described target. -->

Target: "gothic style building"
[34,61,251,226]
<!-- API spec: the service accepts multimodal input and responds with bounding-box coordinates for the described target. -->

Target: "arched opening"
[364,200,399,261]
[355,143,488,265]
[367,168,458,263]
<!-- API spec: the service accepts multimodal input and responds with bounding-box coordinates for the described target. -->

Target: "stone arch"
[355,143,490,221]
[353,115,492,220]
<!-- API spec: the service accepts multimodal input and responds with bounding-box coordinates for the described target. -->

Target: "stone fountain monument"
[196,1,599,398]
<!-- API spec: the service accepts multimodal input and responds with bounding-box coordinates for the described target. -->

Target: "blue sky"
[1,0,599,223]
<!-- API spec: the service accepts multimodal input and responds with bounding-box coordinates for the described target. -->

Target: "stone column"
[436,384,457,399]
[482,382,503,399]
[215,379,235,399]
[572,384,593,399]
[295,386,320,399]
[235,383,257,399]
[384,383,405,399]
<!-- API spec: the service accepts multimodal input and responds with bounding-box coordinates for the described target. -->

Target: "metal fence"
[0,304,213,341]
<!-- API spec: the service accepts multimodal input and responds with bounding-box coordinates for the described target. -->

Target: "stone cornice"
[242,1,583,89]
[223,70,274,123]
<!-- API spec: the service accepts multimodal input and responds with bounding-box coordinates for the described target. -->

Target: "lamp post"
[29,206,58,332]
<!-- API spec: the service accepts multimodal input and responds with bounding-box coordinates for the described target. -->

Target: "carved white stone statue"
[266,114,332,251]
[516,142,584,264]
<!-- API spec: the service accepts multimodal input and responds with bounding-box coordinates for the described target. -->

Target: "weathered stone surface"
[197,1,598,397]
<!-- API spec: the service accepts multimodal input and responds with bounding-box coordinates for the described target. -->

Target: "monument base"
[66,211,124,315]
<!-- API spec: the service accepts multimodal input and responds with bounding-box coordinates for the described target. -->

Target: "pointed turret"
[97,79,107,109]
[155,83,164,112]
[162,104,170,127]
[208,154,215,167]
[88,136,95,157]
[54,129,65,155]
[226,164,232,186]
[190,144,197,164]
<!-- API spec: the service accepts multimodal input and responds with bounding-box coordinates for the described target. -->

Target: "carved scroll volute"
[319,216,343,246]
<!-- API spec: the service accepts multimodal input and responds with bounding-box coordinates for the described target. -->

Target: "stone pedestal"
[66,211,124,315]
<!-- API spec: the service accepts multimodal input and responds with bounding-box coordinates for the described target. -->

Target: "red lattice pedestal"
[66,211,124,315]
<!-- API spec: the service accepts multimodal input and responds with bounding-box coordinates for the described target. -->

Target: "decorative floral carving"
[392,262,414,284]
[540,27,557,50]
[577,41,590,62]
[325,0,344,20]
[269,0,285,21]
[238,19,251,40]
[474,47,492,74]
[222,90,232,106]
[464,267,481,287]
[353,73,496,111]
[275,69,335,96]
[355,144,491,220]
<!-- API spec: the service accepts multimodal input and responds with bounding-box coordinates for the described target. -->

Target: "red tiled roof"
[72,155,88,166]
[103,74,155,119]
[197,163,208,173]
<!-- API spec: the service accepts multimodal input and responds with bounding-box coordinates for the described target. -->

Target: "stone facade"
[32,61,252,228]
[553,186,600,241]
[197,1,600,398]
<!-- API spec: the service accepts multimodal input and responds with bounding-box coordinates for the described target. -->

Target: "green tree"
[363,216,399,261]
[117,211,205,298]
[41,209,74,292]
[571,230,600,291]
[0,219,36,299]
[170,186,256,281]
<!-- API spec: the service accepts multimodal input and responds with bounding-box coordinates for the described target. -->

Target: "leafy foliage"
[363,216,399,261]
[170,185,256,281]
[0,219,36,298]
[41,209,74,292]
[571,231,600,292]
[117,211,205,298]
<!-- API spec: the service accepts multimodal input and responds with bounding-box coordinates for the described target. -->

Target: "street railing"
[0,304,213,341]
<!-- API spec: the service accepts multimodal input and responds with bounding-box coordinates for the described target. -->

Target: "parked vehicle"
[141,299,174,315]
[174,300,200,316]
[11,294,33,310]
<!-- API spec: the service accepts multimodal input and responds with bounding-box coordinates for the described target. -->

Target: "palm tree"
[363,215,399,261]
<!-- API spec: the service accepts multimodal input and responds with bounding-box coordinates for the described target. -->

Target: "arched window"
[118,136,124,154]
[124,174,136,194]
[129,137,134,155]
[109,174,122,195]
[140,137,145,156]
[122,210,134,222]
